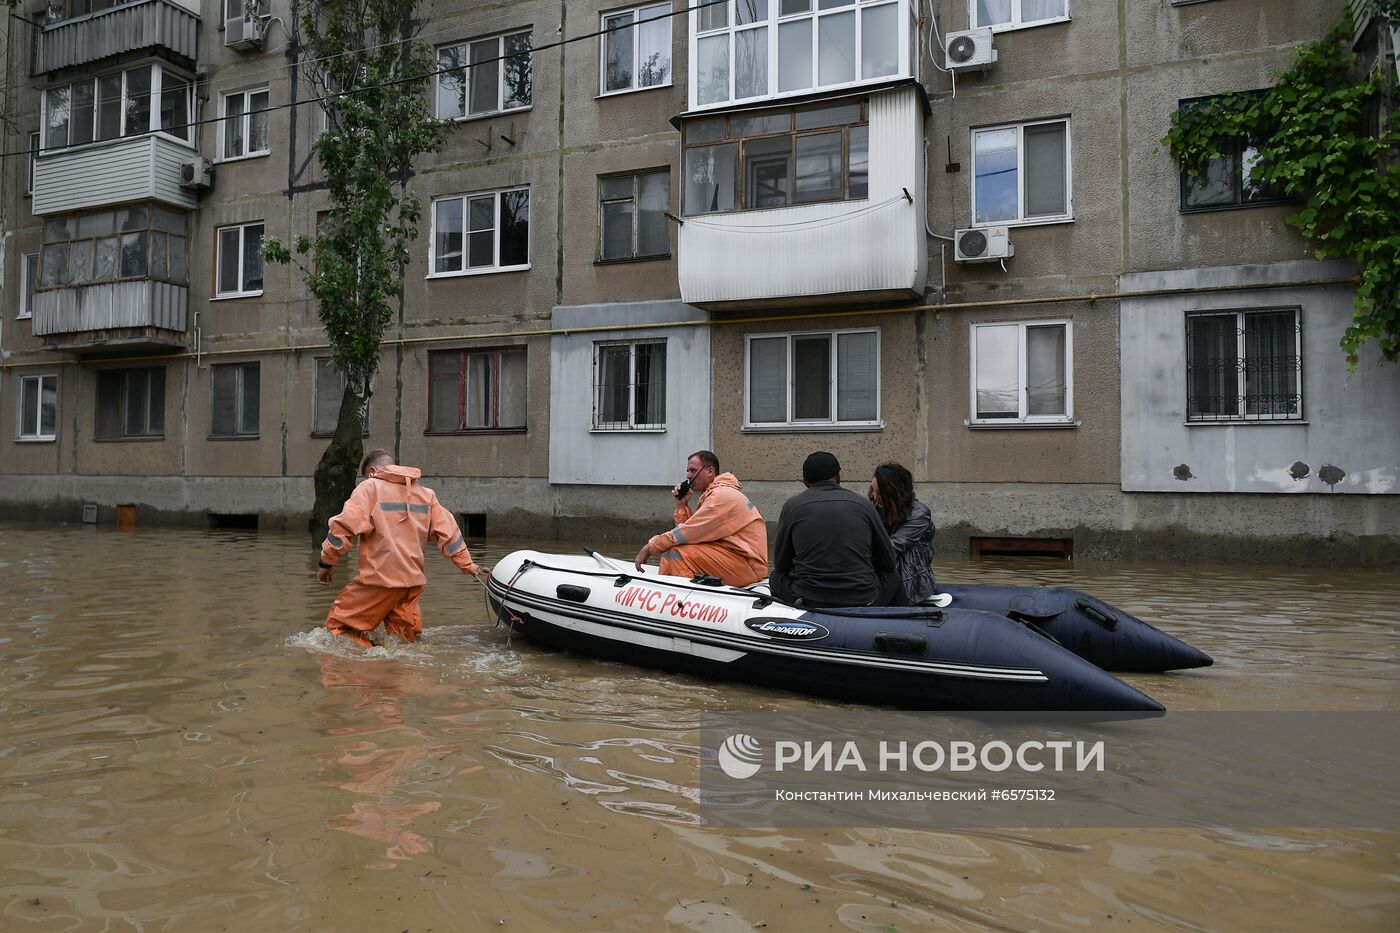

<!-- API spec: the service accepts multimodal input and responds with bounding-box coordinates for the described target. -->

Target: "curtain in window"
[97,371,123,438]
[597,345,631,424]
[749,337,787,422]
[1244,311,1298,416]
[1187,314,1238,418]
[635,342,666,425]
[836,331,877,421]
[1026,325,1066,415]
[428,352,461,431]
[1024,123,1067,217]
[1022,0,1066,21]
[498,351,528,428]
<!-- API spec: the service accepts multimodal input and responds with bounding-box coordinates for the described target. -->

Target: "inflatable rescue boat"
[485,550,1165,713]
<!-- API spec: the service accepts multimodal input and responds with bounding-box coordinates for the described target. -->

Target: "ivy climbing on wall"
[1162,2,1399,368]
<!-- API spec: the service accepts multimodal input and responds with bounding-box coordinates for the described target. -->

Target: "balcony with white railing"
[35,0,200,75]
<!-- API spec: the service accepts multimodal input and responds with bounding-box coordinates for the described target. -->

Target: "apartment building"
[1,0,1396,564]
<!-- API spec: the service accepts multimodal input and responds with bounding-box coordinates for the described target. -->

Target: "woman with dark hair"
[869,463,936,603]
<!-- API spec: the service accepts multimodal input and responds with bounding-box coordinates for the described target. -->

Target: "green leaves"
[1161,9,1399,367]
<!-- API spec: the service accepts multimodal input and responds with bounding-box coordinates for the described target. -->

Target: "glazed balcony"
[34,0,199,75]
[677,83,926,309]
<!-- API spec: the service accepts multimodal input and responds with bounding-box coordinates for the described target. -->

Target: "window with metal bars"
[593,340,667,430]
[1185,308,1303,422]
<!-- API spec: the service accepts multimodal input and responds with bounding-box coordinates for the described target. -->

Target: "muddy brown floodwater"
[0,521,1395,932]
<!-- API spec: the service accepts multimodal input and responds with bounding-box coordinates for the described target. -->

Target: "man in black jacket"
[770,451,906,608]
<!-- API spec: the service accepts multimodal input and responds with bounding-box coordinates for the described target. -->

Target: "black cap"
[802,451,841,484]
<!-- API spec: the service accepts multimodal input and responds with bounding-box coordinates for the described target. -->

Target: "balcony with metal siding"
[33,281,187,354]
[32,134,197,216]
[34,0,199,75]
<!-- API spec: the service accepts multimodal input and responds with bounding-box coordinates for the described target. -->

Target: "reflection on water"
[0,522,1396,931]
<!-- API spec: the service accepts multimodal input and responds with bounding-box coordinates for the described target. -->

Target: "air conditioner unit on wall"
[225,15,267,51]
[954,226,1013,263]
[179,156,213,190]
[945,28,997,70]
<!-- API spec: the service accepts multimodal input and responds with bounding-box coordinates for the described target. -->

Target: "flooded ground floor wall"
[1,475,1393,567]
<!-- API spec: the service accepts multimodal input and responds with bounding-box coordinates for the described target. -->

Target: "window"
[96,368,165,439]
[972,0,1069,31]
[42,64,192,148]
[1177,96,1286,212]
[26,132,39,194]
[1185,309,1302,422]
[211,362,260,437]
[45,0,135,24]
[17,374,58,441]
[220,88,270,160]
[970,321,1073,425]
[602,3,673,94]
[599,170,670,260]
[682,99,868,214]
[19,253,37,318]
[313,358,371,435]
[39,207,188,290]
[745,329,879,427]
[972,118,1071,225]
[593,340,667,429]
[428,348,527,432]
[436,30,532,119]
[430,189,530,275]
[692,0,907,108]
[216,223,265,297]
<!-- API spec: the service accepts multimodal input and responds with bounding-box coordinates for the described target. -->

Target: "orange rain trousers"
[658,544,763,587]
[325,579,425,647]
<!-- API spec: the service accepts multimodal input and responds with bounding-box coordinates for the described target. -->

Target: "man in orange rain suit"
[317,450,480,647]
[634,449,769,587]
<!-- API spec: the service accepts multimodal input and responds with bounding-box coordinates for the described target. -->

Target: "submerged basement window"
[461,513,487,536]
[970,536,1073,560]
[208,513,259,529]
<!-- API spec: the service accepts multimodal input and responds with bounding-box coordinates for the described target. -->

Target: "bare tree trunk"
[308,383,366,548]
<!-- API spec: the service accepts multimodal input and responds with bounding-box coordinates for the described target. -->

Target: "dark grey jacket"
[770,481,898,608]
[888,499,936,603]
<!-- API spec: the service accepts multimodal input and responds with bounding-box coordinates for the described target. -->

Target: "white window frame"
[214,222,265,299]
[600,3,674,96]
[218,87,271,161]
[435,29,533,121]
[428,188,531,277]
[592,339,668,431]
[688,0,913,111]
[40,62,193,152]
[968,320,1074,426]
[970,117,1073,228]
[17,373,58,441]
[743,327,882,429]
[19,253,37,319]
[970,0,1071,32]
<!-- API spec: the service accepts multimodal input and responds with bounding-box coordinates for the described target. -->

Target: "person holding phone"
[633,450,769,587]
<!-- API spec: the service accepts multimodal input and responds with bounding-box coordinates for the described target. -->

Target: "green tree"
[1162,1,1400,367]
[264,0,447,543]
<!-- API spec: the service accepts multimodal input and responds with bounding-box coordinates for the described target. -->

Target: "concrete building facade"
[1,0,1396,565]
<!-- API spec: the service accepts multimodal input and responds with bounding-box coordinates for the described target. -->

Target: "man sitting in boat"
[633,450,769,587]
[770,451,905,609]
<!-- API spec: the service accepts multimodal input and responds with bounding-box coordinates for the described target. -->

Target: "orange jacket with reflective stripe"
[320,465,477,588]
[646,473,769,574]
